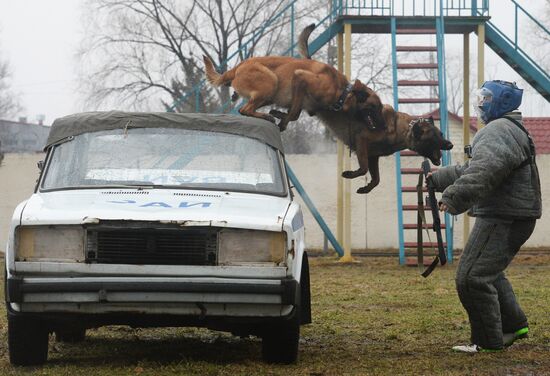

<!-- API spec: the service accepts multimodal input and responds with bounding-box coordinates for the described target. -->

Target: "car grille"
[86,228,218,265]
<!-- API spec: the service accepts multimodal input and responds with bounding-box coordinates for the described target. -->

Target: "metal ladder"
[391,15,453,266]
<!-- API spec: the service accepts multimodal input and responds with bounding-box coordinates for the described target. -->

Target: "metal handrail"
[333,0,488,17]
[511,0,550,38]
[485,19,550,81]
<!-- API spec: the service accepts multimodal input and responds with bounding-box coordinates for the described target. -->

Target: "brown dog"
[203,55,385,131]
[317,104,453,193]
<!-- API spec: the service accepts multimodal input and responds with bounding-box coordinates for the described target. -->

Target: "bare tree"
[532,0,550,71]
[0,50,22,119]
[78,0,309,112]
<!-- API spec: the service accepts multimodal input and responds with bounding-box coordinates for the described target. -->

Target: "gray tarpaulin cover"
[45,111,284,152]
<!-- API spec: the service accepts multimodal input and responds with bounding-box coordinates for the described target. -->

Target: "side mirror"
[37,160,44,171]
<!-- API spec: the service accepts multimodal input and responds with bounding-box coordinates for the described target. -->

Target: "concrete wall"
[285,152,550,250]
[0,153,43,251]
[1,152,549,252]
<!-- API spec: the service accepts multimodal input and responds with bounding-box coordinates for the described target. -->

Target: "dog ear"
[412,120,423,139]
[354,90,368,103]
[351,80,369,103]
[382,105,394,126]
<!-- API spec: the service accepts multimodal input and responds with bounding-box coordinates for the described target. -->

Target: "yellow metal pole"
[477,23,485,130]
[336,32,344,245]
[463,33,471,248]
[339,23,354,263]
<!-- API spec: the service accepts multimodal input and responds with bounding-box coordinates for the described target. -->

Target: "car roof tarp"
[45,111,284,152]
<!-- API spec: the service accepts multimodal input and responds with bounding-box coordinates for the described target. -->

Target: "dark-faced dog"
[317,104,453,193]
[296,24,452,193]
[203,54,385,131]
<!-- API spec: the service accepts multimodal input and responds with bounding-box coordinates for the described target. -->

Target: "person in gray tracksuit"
[429,80,542,353]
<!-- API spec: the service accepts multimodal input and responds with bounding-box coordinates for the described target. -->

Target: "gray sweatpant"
[456,217,536,349]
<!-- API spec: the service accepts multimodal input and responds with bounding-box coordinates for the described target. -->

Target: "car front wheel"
[261,316,300,364]
[8,314,49,366]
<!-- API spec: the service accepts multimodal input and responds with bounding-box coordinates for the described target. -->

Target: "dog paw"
[356,186,373,194]
[269,109,287,120]
[342,170,363,179]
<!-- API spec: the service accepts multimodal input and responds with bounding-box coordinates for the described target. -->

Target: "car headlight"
[218,229,286,266]
[16,226,84,262]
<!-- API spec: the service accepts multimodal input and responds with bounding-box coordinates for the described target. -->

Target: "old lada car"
[5,111,310,365]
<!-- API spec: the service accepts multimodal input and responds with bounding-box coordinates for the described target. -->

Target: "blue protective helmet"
[475,80,523,124]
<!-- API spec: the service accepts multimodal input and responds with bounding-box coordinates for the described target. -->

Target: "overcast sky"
[0,0,548,125]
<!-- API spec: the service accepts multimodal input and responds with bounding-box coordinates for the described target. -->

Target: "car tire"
[55,327,86,343]
[8,314,49,366]
[261,315,300,364]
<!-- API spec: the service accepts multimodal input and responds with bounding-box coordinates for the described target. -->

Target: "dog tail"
[203,55,235,87]
[297,23,316,59]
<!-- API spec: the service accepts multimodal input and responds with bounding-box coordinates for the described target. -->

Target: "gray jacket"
[430,112,542,219]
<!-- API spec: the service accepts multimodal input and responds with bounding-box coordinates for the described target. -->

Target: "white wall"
[1,152,549,252]
[0,153,43,251]
[286,152,550,250]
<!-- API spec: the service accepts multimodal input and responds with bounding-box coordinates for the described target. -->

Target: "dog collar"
[330,83,354,111]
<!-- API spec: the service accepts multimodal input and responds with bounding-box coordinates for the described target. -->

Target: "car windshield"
[41,127,286,195]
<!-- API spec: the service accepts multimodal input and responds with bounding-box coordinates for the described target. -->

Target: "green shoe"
[503,327,529,347]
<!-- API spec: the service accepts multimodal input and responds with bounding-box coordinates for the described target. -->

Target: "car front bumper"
[6,263,299,318]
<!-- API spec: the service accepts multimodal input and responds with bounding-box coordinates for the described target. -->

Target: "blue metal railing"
[331,0,488,17]
[286,163,344,256]
[480,1,550,84]
[390,17,405,265]
[435,2,454,262]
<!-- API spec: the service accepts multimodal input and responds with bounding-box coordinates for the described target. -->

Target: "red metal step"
[401,168,437,174]
[396,46,438,52]
[396,28,437,34]
[404,223,447,230]
[402,186,428,192]
[403,204,433,211]
[400,150,419,157]
[404,242,447,248]
[398,80,439,86]
[397,63,438,69]
[399,98,440,104]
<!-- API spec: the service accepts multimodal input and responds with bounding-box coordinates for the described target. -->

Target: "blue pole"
[391,17,405,265]
[514,4,518,49]
[285,162,344,257]
[437,0,454,262]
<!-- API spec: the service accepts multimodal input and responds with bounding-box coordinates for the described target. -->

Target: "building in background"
[0,118,50,153]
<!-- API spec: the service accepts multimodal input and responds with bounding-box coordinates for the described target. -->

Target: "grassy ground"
[0,254,548,375]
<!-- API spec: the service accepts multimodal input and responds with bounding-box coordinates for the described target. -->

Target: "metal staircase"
[390,15,453,266]
[479,1,550,101]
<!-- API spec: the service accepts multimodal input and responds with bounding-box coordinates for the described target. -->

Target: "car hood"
[20,189,291,231]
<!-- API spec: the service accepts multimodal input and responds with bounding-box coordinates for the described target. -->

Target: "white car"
[5,111,310,365]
